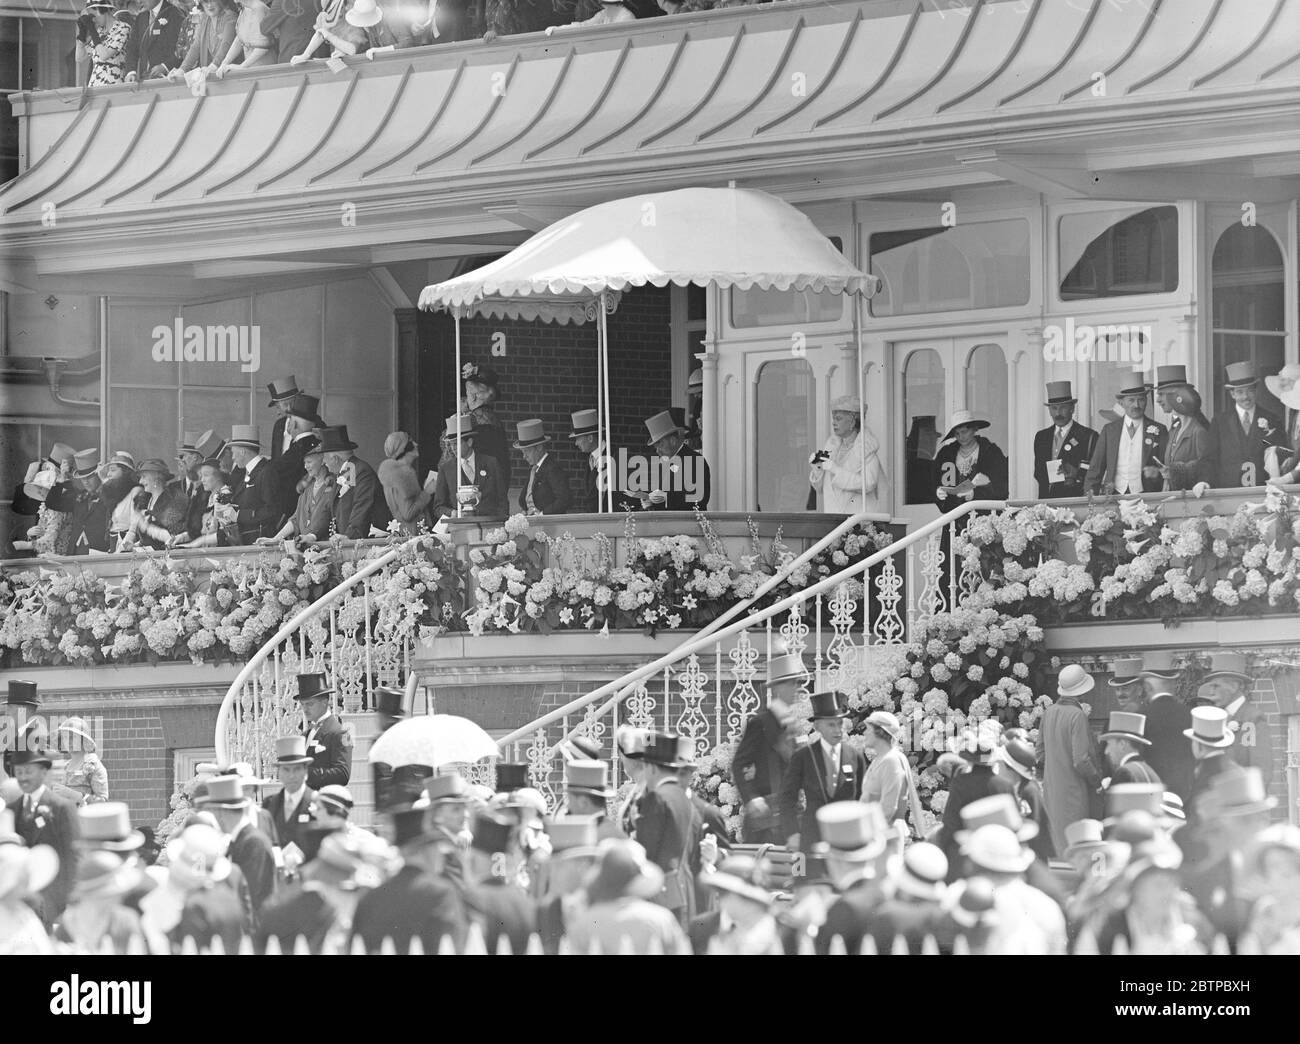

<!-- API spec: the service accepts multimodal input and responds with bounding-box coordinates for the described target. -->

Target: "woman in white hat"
[57,717,109,804]
[932,410,1008,511]
[1243,824,1300,954]
[1266,362,1300,486]
[808,395,885,515]
[0,832,58,954]
[76,0,131,87]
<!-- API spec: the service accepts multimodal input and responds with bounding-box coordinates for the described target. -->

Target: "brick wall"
[451,284,674,492]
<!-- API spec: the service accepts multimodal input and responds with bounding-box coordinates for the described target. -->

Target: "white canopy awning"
[418,187,877,311]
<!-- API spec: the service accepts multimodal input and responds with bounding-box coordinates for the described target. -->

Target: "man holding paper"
[1032,381,1097,500]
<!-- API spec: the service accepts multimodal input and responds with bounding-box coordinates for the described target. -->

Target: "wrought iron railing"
[214,537,426,774]
[495,502,1004,808]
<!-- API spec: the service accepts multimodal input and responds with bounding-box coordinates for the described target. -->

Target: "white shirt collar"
[1237,404,1253,424]
[533,453,549,469]
[1054,420,1073,436]
[820,736,840,759]
[308,711,333,731]
[25,785,47,806]
[244,455,265,473]
[284,785,307,808]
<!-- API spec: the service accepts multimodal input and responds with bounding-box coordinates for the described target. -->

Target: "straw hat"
[1183,706,1234,748]
[164,824,232,887]
[942,409,989,443]
[960,824,1033,875]
[1057,664,1094,698]
[76,803,144,852]
[812,801,888,862]
[1264,363,1300,410]
[892,842,948,902]
[1099,711,1150,746]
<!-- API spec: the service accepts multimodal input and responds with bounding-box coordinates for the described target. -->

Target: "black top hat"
[373,687,405,719]
[7,680,39,708]
[267,375,299,407]
[495,763,529,793]
[317,426,358,454]
[808,691,850,719]
[641,732,693,769]
[294,673,334,701]
[9,748,53,769]
[471,811,515,855]
[285,393,324,427]
[390,805,436,848]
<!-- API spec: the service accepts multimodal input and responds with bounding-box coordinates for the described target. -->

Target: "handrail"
[496,500,1005,751]
[214,536,423,767]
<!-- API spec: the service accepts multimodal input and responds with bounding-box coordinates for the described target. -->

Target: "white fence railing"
[495,502,1004,806]
[214,537,425,773]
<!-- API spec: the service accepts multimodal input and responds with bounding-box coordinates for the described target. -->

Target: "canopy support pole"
[454,313,462,519]
[598,289,613,514]
[853,201,868,518]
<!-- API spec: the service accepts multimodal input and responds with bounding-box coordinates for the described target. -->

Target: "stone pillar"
[700,350,719,508]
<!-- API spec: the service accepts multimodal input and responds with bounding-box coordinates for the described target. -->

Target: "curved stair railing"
[214,536,425,775]
[496,501,1006,807]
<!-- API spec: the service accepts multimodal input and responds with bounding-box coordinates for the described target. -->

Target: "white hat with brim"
[346,0,383,25]
[1057,664,1095,698]
[942,410,990,443]
[702,871,771,906]
[960,824,1034,875]
[1182,706,1235,748]
[830,395,862,416]
[1264,363,1300,411]
[0,844,59,901]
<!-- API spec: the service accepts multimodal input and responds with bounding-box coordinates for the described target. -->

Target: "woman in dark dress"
[932,409,1009,512]
[461,361,510,486]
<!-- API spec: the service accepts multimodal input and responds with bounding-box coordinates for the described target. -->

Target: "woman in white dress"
[808,395,884,514]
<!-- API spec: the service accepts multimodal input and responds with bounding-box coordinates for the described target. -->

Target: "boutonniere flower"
[461,362,478,380]
[1258,418,1272,432]
[1064,440,1076,452]
[1146,425,1159,435]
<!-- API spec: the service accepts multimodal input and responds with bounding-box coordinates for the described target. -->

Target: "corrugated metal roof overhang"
[3,0,1300,244]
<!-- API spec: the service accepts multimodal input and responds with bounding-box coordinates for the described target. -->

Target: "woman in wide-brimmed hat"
[260,431,334,546]
[458,361,510,479]
[566,839,691,954]
[57,850,148,954]
[931,409,1009,511]
[57,716,109,804]
[76,0,132,87]
[808,394,887,515]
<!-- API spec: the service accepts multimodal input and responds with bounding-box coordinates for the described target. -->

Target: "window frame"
[1050,200,1190,310]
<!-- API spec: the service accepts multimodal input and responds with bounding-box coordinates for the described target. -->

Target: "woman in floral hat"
[58,717,109,804]
[808,395,885,515]
[460,361,510,481]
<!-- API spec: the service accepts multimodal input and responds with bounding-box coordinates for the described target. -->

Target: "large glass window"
[1059,206,1178,300]
[754,359,815,512]
[965,344,1008,453]
[730,238,845,328]
[869,219,1030,317]
[0,14,78,182]
[902,350,945,505]
[1211,224,1286,414]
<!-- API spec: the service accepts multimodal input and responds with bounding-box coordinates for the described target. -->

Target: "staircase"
[215,504,1000,822]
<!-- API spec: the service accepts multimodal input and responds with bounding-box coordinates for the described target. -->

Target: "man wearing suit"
[778,692,867,852]
[266,376,300,463]
[640,410,711,511]
[200,774,277,922]
[1084,373,1169,494]
[432,413,508,520]
[1184,707,1243,826]
[814,802,892,955]
[320,425,390,539]
[170,434,207,540]
[262,737,318,858]
[1196,651,1272,790]
[270,394,325,521]
[634,732,703,926]
[1209,361,1290,489]
[1100,711,1162,790]
[1121,651,1193,805]
[123,0,185,80]
[351,806,466,953]
[463,812,537,954]
[294,672,352,790]
[563,761,625,841]
[225,425,284,544]
[569,408,610,513]
[514,419,572,516]
[944,734,1017,874]
[732,650,800,844]
[7,748,80,926]
[1033,381,1097,499]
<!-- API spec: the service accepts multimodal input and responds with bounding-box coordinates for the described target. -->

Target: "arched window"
[965,344,1008,454]
[754,359,815,512]
[902,349,945,505]
[1211,224,1285,414]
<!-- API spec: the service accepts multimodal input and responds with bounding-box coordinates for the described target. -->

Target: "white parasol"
[367,714,498,769]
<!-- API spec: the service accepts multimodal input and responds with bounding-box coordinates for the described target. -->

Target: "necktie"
[825,747,838,792]
[1169,416,1181,437]
[1051,428,1065,458]
[525,467,538,511]
[461,458,474,482]
[1126,422,1137,440]
[25,795,35,818]
[1242,412,1252,437]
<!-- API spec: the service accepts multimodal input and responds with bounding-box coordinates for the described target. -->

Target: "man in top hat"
[223,424,285,544]
[1107,655,1146,713]
[1035,665,1103,857]
[171,433,207,537]
[1210,361,1290,489]
[814,801,891,954]
[731,649,800,844]
[371,686,406,814]
[463,810,536,953]
[432,412,508,521]
[641,409,711,511]
[1101,711,1162,789]
[422,773,472,886]
[514,419,572,516]
[633,732,703,927]
[1184,706,1243,827]
[351,804,467,953]
[262,736,318,861]
[6,747,80,926]
[564,761,624,841]
[1134,651,1193,803]
[319,425,390,539]
[266,376,301,461]
[569,408,612,514]
[778,692,867,852]
[1197,651,1272,787]
[60,449,107,555]
[1084,371,1169,495]
[1265,362,1300,483]
[269,393,325,521]
[1,679,41,781]
[295,673,353,790]
[199,774,277,920]
[1033,381,1097,499]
